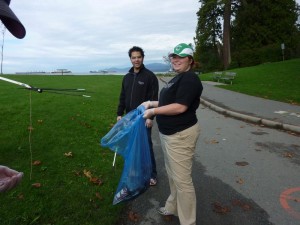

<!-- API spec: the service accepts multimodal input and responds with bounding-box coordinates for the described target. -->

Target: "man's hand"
[0,166,23,193]
[117,116,122,121]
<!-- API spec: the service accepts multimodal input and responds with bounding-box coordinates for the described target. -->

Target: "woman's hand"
[140,101,152,110]
[145,119,153,128]
[143,108,155,119]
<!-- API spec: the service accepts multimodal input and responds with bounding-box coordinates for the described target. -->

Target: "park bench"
[220,72,236,85]
[212,72,223,82]
[211,71,237,84]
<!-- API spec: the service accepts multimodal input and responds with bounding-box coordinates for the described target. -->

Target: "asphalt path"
[116,80,300,225]
[201,82,300,128]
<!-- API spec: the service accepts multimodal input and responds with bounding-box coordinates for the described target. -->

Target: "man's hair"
[128,46,145,58]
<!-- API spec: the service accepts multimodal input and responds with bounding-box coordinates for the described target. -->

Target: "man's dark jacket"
[117,64,159,116]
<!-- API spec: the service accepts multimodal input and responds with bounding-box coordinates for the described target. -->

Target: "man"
[0,0,26,192]
[117,46,159,185]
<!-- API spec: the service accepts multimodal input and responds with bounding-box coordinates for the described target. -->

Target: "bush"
[232,44,287,67]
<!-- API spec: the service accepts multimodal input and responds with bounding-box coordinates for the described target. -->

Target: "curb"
[200,98,300,135]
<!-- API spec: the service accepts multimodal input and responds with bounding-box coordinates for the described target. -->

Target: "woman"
[142,43,203,225]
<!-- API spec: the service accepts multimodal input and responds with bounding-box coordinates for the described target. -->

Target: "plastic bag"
[101,106,152,205]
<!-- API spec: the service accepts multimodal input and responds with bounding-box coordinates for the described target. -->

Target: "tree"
[222,0,232,69]
[194,0,223,72]
[163,55,172,71]
[194,0,300,71]
[194,0,240,71]
[231,0,300,66]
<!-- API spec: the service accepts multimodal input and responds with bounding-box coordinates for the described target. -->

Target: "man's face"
[130,51,143,71]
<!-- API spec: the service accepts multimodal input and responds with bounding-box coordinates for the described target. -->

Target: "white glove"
[143,108,155,119]
[145,119,153,128]
[140,101,152,110]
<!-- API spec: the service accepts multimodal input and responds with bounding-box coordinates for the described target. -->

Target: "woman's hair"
[188,56,195,68]
[128,46,145,58]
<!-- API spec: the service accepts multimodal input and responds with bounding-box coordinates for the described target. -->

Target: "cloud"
[1,0,200,73]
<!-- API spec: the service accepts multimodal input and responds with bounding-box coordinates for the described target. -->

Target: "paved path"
[201,82,300,133]
[116,80,300,225]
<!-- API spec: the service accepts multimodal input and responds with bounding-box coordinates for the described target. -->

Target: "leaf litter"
[212,199,253,215]
[235,161,249,166]
[83,169,103,186]
[128,211,140,222]
[33,160,42,166]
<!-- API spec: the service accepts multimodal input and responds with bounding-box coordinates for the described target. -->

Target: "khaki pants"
[159,123,200,225]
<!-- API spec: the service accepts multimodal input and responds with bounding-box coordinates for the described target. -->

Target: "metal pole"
[0,76,32,89]
[1,27,5,74]
[0,76,91,97]
[281,43,285,61]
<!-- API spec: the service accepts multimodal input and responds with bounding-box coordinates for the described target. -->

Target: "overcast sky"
[3,0,200,73]
[3,0,300,74]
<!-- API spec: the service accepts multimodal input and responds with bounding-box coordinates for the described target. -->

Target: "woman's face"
[170,55,193,73]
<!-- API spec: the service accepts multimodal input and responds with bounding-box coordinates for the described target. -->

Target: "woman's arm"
[143,103,187,118]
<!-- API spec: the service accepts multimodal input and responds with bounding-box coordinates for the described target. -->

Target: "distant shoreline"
[11,71,171,76]
[13,72,125,76]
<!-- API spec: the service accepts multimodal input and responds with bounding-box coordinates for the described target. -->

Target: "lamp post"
[281,43,285,61]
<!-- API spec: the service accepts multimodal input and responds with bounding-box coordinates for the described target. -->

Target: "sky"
[3,0,300,74]
[2,0,201,73]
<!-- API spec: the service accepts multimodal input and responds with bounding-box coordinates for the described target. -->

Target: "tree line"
[193,0,300,72]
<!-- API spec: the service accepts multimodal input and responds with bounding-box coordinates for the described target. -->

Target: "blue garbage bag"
[101,105,152,205]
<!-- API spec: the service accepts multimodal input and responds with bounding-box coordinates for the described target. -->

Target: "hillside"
[200,58,300,104]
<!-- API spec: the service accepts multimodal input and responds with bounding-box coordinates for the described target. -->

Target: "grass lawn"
[200,58,300,105]
[0,58,299,224]
[0,75,125,225]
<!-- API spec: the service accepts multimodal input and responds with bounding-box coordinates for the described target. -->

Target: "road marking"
[280,187,300,220]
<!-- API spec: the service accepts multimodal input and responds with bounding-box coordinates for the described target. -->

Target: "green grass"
[200,58,300,105]
[0,75,125,225]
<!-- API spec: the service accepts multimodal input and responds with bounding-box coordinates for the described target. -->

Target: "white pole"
[0,76,32,89]
[0,76,90,97]
[112,152,117,167]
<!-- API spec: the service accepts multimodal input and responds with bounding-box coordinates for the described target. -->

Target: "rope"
[29,91,33,180]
